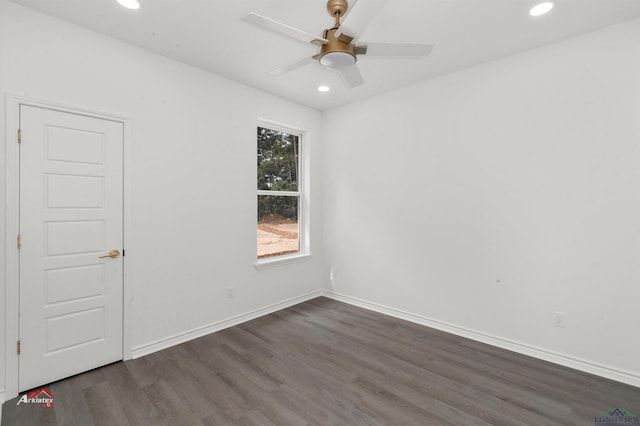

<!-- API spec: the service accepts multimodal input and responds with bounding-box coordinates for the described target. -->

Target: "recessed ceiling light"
[317,85,330,92]
[117,0,140,10]
[529,2,554,16]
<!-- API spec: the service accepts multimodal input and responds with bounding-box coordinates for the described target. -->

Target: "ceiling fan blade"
[337,64,364,88]
[243,12,328,46]
[268,56,316,76]
[361,42,434,57]
[335,0,387,42]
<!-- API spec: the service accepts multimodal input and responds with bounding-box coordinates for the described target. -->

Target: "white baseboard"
[130,287,639,388]
[322,290,640,389]
[131,290,323,359]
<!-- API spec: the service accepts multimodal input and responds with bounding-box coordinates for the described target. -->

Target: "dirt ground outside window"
[257,215,299,258]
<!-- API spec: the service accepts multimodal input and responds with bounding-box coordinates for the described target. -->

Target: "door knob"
[99,249,120,259]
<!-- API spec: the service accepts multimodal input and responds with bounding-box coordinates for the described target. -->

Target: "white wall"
[2,0,639,400]
[0,0,324,397]
[323,19,640,384]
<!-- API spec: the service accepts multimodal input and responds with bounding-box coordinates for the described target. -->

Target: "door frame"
[4,94,133,400]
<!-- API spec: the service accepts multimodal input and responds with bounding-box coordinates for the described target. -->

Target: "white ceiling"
[9,0,640,111]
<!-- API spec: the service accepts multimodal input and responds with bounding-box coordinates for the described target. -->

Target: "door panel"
[46,174,105,208]
[19,105,123,392]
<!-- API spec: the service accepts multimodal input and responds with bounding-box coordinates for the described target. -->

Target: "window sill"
[255,252,312,270]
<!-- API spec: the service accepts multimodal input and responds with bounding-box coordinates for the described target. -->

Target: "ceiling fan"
[243,0,434,88]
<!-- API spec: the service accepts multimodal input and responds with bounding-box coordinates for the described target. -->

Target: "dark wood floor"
[3,297,639,425]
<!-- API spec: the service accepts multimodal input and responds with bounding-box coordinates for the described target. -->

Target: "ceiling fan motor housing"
[320,27,356,68]
[326,0,348,17]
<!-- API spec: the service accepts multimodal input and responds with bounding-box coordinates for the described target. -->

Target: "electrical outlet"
[554,311,567,328]
[226,287,234,299]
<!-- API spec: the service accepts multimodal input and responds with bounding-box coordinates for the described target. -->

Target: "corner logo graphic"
[16,388,54,408]
[595,408,640,426]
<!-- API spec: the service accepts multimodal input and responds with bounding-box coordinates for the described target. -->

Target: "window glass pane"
[257,127,299,191]
[257,195,299,258]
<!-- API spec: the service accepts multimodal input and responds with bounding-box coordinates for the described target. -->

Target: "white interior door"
[19,105,124,392]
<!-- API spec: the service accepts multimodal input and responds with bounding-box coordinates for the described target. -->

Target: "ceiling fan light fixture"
[529,2,554,16]
[320,51,356,68]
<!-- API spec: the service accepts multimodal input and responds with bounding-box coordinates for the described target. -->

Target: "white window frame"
[256,119,310,268]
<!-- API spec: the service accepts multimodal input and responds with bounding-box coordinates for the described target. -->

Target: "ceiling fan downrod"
[327,0,348,28]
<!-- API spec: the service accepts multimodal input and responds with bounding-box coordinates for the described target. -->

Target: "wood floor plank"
[162,343,251,421]
[121,390,164,426]
[143,379,204,425]
[51,378,95,426]
[82,381,130,426]
[3,297,639,425]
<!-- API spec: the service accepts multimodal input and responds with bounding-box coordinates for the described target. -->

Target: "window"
[257,124,305,260]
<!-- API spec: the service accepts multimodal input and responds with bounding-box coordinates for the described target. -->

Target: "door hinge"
[17,234,22,249]
[17,340,21,355]
[18,128,22,144]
